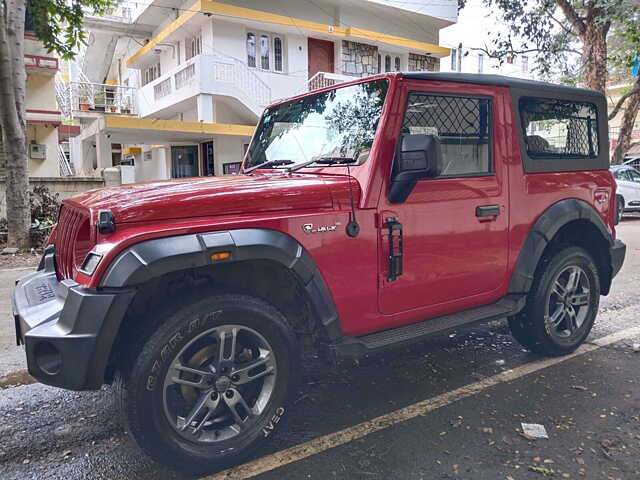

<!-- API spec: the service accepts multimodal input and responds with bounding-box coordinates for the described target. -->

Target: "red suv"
[12,73,625,472]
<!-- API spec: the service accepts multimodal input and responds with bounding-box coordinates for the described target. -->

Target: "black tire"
[125,294,299,474]
[508,246,600,356]
[616,196,625,224]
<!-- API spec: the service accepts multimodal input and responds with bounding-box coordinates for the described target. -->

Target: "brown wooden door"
[308,38,334,79]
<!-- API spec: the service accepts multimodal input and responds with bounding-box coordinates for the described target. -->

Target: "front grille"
[55,204,91,280]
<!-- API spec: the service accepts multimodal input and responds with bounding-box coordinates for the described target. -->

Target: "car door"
[377,85,509,316]
[624,168,640,206]
[615,168,640,206]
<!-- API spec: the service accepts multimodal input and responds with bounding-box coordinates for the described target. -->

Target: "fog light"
[34,341,62,375]
[80,252,102,275]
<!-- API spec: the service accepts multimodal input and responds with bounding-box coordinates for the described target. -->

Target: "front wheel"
[125,294,298,473]
[509,247,600,356]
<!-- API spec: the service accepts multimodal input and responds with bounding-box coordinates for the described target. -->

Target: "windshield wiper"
[244,159,295,173]
[287,156,357,172]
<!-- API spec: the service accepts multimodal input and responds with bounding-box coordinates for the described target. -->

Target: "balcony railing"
[25,54,58,75]
[308,71,353,91]
[138,53,271,117]
[68,81,137,114]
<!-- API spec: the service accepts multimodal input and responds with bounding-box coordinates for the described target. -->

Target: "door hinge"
[385,217,403,282]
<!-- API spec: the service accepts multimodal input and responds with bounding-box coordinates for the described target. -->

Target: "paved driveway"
[1,220,640,479]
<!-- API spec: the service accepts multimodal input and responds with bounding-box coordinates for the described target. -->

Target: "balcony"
[66,82,137,115]
[24,54,58,76]
[137,54,272,118]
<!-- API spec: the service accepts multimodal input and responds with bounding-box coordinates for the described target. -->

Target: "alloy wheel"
[545,265,592,339]
[162,324,277,443]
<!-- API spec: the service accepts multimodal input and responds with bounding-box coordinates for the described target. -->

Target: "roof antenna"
[345,162,360,238]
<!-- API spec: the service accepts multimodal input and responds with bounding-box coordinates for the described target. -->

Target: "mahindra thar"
[12,72,625,472]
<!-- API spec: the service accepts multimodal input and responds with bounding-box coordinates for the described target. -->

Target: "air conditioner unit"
[29,143,46,159]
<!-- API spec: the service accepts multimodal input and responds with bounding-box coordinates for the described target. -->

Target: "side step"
[328,296,525,359]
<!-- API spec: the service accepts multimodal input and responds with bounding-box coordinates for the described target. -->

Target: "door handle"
[476,205,500,217]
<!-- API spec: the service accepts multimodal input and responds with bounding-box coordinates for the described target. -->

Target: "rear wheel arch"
[508,199,614,297]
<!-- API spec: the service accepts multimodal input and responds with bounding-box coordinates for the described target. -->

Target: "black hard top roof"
[401,72,604,100]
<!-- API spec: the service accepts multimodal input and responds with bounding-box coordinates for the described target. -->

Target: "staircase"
[58,144,75,176]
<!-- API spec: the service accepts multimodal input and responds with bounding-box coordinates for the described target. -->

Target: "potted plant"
[78,85,91,111]
[92,90,106,112]
[121,96,132,114]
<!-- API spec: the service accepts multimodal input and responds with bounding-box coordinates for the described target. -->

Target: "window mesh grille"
[402,94,489,139]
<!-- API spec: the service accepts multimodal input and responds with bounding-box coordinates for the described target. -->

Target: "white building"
[61,0,457,182]
[438,0,533,80]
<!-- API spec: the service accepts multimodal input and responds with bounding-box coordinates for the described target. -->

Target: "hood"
[67,173,350,224]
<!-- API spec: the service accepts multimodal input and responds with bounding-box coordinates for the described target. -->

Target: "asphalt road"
[1,220,640,479]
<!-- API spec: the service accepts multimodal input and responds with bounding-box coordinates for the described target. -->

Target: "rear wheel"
[125,294,298,473]
[509,247,599,355]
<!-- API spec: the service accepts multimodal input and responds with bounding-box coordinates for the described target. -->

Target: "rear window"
[519,97,599,159]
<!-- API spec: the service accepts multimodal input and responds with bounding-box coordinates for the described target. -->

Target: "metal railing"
[55,80,72,119]
[153,78,172,100]
[211,54,271,108]
[175,63,196,90]
[308,71,353,91]
[138,53,272,116]
[68,81,137,114]
[58,144,74,176]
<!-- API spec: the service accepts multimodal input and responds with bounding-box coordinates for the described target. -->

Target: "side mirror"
[388,134,442,203]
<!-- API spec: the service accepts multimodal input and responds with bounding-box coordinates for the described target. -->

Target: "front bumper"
[13,249,134,390]
[610,239,626,280]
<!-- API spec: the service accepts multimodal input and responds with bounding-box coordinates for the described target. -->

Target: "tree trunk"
[612,76,640,165]
[0,0,30,248]
[580,23,609,93]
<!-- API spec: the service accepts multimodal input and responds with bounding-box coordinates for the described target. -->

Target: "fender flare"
[507,198,613,295]
[101,228,341,337]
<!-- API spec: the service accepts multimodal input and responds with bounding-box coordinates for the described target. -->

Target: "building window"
[247,33,256,68]
[402,93,492,177]
[384,55,391,72]
[478,54,484,73]
[274,36,283,72]
[142,62,161,86]
[522,56,529,73]
[260,34,270,69]
[377,54,382,73]
[451,49,457,71]
[394,56,401,71]
[186,34,201,60]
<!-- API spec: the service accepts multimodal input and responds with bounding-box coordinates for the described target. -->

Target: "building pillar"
[95,132,112,170]
[197,94,215,123]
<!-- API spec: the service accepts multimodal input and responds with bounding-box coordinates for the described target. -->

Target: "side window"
[401,93,492,177]
[520,97,599,159]
[627,169,640,183]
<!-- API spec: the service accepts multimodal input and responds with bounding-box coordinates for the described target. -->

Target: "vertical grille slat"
[55,204,91,280]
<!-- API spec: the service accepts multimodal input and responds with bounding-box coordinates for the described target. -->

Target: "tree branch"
[470,46,582,58]
[546,10,577,37]
[556,0,586,35]
[609,81,640,121]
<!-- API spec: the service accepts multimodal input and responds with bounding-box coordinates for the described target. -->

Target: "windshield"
[245,79,389,170]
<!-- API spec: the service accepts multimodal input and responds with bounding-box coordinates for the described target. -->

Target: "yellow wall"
[26,124,60,177]
[26,75,58,112]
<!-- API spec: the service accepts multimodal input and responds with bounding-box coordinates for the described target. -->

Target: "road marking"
[206,325,640,480]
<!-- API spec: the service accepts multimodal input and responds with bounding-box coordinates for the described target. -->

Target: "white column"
[95,132,112,170]
[196,94,215,123]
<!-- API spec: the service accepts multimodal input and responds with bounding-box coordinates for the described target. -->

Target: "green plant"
[29,185,60,247]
